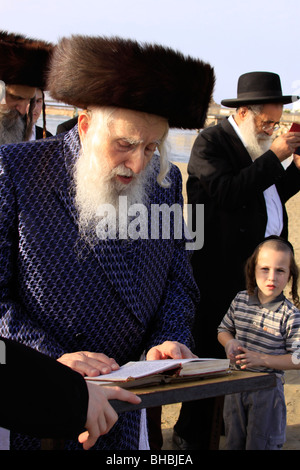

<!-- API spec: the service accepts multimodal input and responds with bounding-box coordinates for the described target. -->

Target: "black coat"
[35,125,52,139]
[187,117,300,356]
[56,117,78,135]
[0,337,88,439]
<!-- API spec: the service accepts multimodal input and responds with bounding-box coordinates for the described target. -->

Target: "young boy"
[218,236,300,450]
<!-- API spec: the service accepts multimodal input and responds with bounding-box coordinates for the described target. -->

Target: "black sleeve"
[0,337,88,438]
[188,128,285,210]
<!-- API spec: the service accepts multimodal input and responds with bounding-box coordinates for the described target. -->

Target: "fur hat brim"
[47,35,215,129]
[0,31,53,89]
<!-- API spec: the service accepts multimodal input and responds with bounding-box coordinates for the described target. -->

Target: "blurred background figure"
[0,31,52,145]
[28,88,52,140]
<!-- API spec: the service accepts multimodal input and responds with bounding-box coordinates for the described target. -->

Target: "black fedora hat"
[221,71,299,108]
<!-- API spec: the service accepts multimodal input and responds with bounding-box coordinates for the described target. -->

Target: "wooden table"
[110,370,276,450]
[42,371,276,450]
[110,370,276,413]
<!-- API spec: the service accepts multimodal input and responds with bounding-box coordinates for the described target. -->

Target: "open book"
[86,358,230,388]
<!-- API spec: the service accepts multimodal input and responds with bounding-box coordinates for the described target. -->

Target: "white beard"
[239,113,273,160]
[73,142,154,245]
[0,108,25,145]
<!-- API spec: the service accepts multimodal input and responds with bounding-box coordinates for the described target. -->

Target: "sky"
[2,0,300,108]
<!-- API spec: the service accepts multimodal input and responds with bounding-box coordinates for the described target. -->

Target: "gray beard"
[238,115,273,160]
[0,108,26,145]
[74,149,155,246]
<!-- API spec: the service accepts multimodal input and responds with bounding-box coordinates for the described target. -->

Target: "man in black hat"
[0,31,52,144]
[0,34,214,450]
[174,71,300,450]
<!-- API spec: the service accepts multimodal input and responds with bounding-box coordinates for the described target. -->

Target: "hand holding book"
[289,123,300,156]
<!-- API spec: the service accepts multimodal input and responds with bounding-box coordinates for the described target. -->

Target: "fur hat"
[0,31,53,89]
[47,35,215,129]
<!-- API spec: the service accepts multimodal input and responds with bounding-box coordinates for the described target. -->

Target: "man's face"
[238,103,283,160]
[252,103,283,137]
[75,107,168,242]
[0,84,37,145]
[4,84,36,117]
[82,108,168,179]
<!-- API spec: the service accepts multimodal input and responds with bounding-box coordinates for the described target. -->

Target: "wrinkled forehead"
[257,103,283,121]
[106,108,169,141]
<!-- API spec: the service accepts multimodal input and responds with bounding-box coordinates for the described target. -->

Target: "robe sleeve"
[0,149,65,358]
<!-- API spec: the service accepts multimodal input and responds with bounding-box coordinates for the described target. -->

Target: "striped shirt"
[218,290,300,374]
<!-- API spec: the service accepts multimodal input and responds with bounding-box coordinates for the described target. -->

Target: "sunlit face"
[237,103,283,160]
[79,108,168,185]
[253,103,283,137]
[4,84,36,117]
[75,107,168,242]
[255,245,291,304]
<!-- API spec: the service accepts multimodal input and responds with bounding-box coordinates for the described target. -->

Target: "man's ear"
[238,106,249,120]
[234,106,249,126]
[78,111,90,139]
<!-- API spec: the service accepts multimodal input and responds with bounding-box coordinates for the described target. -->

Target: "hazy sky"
[2,0,300,107]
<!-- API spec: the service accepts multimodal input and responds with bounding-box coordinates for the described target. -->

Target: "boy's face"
[255,246,290,304]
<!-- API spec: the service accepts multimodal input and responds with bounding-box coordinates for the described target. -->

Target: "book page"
[86,358,223,382]
[86,359,188,382]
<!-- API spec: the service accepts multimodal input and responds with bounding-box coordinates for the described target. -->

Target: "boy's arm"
[235,347,300,371]
[218,331,242,361]
[218,331,234,347]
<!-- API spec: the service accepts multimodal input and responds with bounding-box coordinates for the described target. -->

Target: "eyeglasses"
[247,107,280,132]
[260,121,280,132]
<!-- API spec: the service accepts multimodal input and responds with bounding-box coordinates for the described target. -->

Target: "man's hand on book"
[57,351,120,377]
[146,341,197,360]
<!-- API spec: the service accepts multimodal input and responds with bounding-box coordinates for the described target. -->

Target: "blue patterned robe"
[0,126,199,449]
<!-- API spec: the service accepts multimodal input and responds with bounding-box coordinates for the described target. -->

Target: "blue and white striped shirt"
[218,290,300,374]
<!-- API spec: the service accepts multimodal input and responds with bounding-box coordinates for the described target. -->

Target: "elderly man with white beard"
[0,31,53,145]
[74,107,170,246]
[0,35,215,450]
[174,71,300,450]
